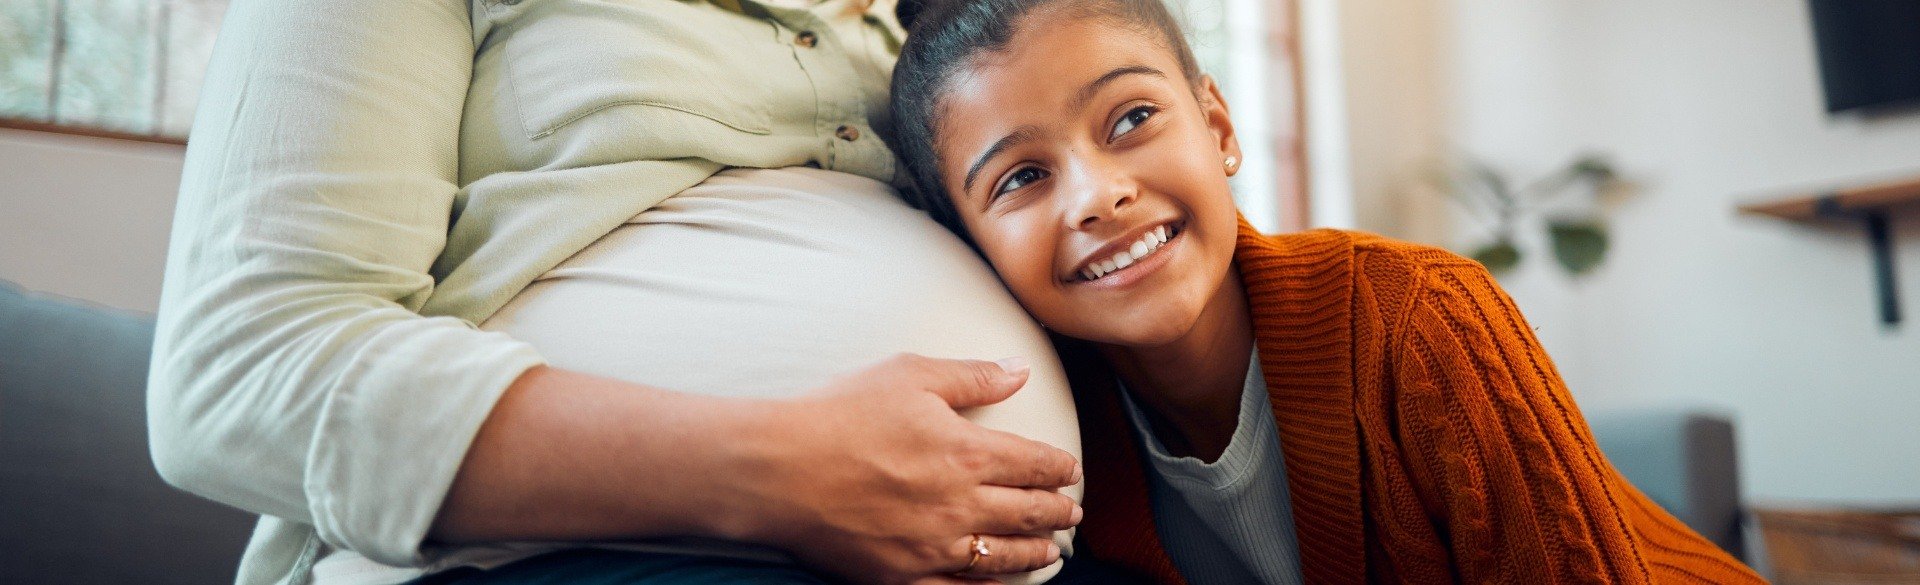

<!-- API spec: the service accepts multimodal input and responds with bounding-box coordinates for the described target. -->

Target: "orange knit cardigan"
[1070,221,1765,584]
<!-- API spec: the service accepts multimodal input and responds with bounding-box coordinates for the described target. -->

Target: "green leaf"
[1548,221,1608,274]
[1470,160,1514,208]
[1569,154,1618,183]
[1470,240,1522,275]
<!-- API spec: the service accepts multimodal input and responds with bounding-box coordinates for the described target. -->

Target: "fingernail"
[994,356,1030,377]
[1070,462,1083,485]
[1070,505,1084,525]
[1046,542,1062,563]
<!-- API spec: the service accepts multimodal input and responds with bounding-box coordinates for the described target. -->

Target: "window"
[0,0,227,143]
[1168,0,1308,232]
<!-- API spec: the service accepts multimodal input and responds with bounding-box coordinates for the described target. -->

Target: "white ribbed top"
[1119,350,1304,585]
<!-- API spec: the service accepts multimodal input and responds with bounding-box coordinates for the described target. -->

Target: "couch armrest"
[1587,408,1747,561]
[0,282,255,584]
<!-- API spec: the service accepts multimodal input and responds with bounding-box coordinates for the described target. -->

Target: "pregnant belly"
[480,167,1079,583]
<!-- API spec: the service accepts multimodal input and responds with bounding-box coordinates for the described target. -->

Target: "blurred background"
[3,0,1917,582]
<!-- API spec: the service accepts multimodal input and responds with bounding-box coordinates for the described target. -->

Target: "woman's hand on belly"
[432,354,1081,585]
[720,354,1084,584]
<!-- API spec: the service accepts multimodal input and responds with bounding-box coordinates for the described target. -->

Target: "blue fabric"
[1587,411,1692,516]
[1586,408,1747,559]
[0,282,257,584]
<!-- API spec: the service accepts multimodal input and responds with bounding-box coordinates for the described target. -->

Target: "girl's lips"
[1068,224,1183,290]
[1067,221,1183,281]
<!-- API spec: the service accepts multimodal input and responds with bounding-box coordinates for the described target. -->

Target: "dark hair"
[888,0,1204,241]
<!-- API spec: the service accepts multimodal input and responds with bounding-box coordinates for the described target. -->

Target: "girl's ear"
[1195,75,1244,177]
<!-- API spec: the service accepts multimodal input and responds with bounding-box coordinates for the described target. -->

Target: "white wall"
[0,128,183,314]
[1439,0,1920,504]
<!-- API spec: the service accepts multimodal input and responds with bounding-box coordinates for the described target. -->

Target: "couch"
[0,283,255,584]
[1587,408,1749,561]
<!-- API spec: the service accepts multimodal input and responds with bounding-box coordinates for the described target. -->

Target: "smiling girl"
[888,1,1765,583]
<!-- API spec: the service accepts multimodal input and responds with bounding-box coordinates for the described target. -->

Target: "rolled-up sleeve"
[147,0,545,566]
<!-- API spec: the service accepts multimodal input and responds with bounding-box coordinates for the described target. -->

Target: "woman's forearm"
[429,365,769,543]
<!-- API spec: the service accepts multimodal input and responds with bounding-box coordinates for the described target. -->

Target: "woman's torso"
[314,168,1081,583]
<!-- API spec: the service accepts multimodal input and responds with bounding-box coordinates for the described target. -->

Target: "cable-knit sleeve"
[1383,258,1764,584]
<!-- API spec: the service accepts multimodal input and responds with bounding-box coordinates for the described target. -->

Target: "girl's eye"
[995,167,1048,198]
[1109,105,1156,141]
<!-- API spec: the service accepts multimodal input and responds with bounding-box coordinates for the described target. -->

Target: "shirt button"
[835,125,861,141]
[795,31,818,48]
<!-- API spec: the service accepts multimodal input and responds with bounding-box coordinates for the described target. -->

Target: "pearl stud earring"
[1224,155,1238,169]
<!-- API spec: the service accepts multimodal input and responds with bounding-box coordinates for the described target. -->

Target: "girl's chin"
[1072,318,1198,349]
[1047,295,1211,347]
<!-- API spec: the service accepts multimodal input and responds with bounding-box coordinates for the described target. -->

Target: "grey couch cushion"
[1,283,254,584]
[1588,408,1747,562]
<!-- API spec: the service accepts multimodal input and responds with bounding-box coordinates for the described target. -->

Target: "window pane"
[54,0,157,133]
[157,0,224,137]
[1169,0,1233,90]
[0,0,54,121]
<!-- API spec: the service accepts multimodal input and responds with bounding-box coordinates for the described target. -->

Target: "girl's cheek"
[983,238,1041,290]
[996,221,1050,275]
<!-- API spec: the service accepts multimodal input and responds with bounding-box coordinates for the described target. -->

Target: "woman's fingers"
[948,533,1061,577]
[973,428,1081,489]
[972,486,1081,535]
[910,354,1030,410]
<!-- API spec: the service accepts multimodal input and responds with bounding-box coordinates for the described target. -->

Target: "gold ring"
[960,534,992,573]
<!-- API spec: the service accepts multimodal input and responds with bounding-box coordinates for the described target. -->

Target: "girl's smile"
[1066,219,1183,287]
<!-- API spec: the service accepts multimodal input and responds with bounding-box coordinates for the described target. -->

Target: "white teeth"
[1076,224,1175,282]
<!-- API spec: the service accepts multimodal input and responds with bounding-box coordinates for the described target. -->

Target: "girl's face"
[934,10,1243,347]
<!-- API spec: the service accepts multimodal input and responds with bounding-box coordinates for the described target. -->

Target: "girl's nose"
[1065,160,1139,231]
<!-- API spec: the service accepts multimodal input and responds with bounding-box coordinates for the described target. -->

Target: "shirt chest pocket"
[493,0,780,141]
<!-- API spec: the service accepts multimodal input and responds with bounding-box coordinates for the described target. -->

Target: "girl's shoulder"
[1235,224,1488,296]
[1235,224,1508,340]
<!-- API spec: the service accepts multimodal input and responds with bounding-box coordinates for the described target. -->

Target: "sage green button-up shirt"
[148,1,907,583]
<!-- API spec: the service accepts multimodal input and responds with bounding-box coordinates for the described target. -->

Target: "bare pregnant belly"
[479,167,1080,583]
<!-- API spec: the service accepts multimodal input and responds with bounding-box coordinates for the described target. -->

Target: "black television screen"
[1808,0,1920,114]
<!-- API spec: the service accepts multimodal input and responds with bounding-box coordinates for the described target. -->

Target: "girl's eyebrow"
[960,64,1166,195]
[1070,65,1164,112]
[964,126,1038,194]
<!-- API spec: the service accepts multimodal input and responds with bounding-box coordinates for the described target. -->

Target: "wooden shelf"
[1739,174,1920,328]
[1739,175,1920,220]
